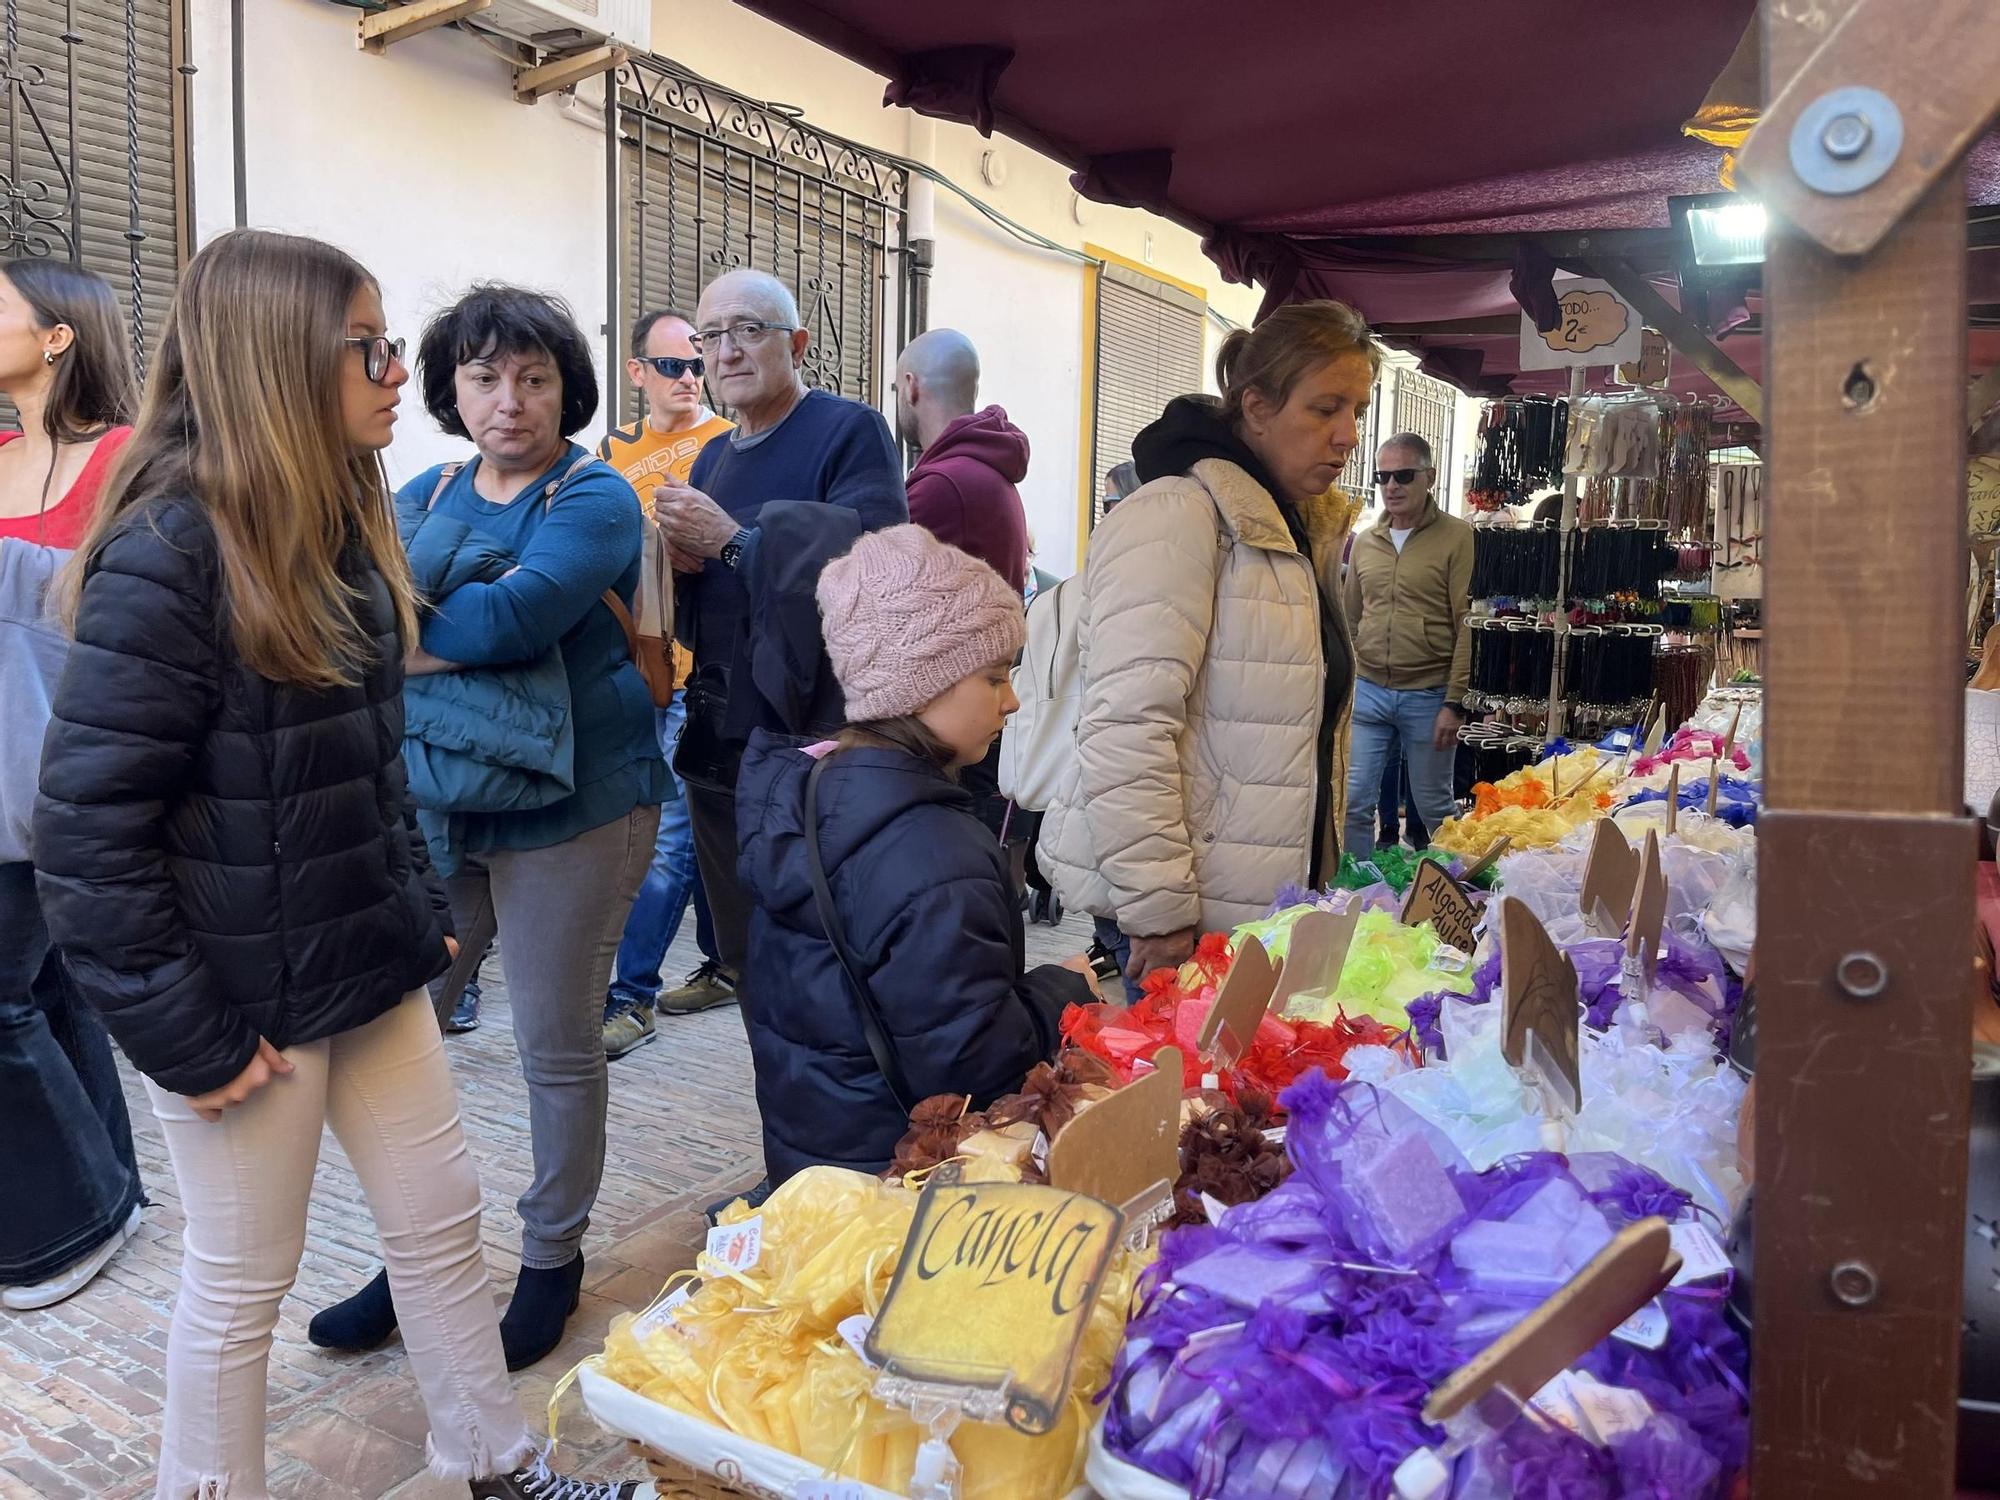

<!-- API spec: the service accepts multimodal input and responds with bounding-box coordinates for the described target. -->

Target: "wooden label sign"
[865,1176,1124,1435]
[1423,1218,1681,1424]
[1626,831,1668,979]
[1664,764,1681,834]
[1268,908,1359,1016]
[1577,820,1639,938]
[1197,934,1277,1063]
[1047,1045,1181,1223]
[1401,859,1482,955]
[1500,897,1583,1113]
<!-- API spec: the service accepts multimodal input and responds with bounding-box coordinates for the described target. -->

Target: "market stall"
[563,1,1996,1493]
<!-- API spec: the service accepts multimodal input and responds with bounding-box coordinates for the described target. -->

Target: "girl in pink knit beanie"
[731,525,1100,1184]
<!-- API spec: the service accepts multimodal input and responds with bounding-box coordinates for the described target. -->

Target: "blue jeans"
[606,692,710,1011]
[1091,916,1145,1004]
[1343,679,1457,860]
[0,862,146,1283]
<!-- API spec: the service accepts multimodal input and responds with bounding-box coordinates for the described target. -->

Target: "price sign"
[1197,934,1276,1063]
[1499,897,1583,1113]
[1047,1046,1181,1229]
[1973,455,2000,535]
[865,1176,1124,1435]
[1401,859,1482,955]
[1626,831,1668,980]
[1578,820,1639,938]
[1269,908,1360,1016]
[1519,277,1644,370]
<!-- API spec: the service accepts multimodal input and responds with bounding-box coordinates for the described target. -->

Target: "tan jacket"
[1342,500,1476,702]
[1041,459,1358,937]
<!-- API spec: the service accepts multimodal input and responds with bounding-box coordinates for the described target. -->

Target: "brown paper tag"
[1500,897,1583,1112]
[1047,1045,1181,1228]
[1578,820,1639,938]
[1197,936,1276,1064]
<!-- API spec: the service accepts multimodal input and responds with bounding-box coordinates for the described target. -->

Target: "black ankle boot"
[500,1255,584,1371]
[308,1267,398,1352]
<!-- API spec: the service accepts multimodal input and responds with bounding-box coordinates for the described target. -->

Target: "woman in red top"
[0,257,142,1313]
[0,258,135,546]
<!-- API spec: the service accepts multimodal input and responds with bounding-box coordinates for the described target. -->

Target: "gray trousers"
[441,806,657,1268]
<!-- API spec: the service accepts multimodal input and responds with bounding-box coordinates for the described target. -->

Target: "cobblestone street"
[0,915,1092,1497]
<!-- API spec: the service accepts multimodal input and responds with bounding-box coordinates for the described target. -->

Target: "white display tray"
[579,1361,1091,1500]
[1083,1419,1191,1500]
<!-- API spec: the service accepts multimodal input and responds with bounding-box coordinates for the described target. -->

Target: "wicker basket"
[629,1441,758,1500]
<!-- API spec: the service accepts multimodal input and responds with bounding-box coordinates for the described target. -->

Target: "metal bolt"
[1830,1260,1879,1307]
[1836,951,1888,999]
[1821,112,1873,160]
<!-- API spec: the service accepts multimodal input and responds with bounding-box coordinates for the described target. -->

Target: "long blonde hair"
[60,229,419,688]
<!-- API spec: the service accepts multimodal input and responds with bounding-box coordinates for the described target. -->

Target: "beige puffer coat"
[1040,457,1358,937]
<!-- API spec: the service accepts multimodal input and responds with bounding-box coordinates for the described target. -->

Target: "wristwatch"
[720,526,752,570]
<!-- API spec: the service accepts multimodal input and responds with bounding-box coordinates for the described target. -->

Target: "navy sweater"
[679,390,907,668]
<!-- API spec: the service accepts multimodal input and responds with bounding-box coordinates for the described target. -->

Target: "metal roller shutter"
[1090,262,1203,527]
[10,0,182,373]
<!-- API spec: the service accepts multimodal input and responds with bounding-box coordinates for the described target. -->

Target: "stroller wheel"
[1045,892,1063,925]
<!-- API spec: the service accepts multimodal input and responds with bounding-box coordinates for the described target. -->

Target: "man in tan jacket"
[1340,432,1475,857]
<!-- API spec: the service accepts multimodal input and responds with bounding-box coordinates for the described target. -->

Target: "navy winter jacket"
[397,503,575,872]
[735,730,1089,1183]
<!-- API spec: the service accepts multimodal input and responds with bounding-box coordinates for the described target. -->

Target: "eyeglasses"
[638,354,705,381]
[1373,467,1431,487]
[690,320,795,352]
[343,335,406,385]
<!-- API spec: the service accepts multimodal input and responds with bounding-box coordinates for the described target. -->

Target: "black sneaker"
[469,1456,655,1498]
[656,960,736,1015]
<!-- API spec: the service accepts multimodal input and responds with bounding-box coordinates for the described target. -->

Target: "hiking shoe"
[445,980,482,1034]
[1085,941,1124,985]
[657,960,736,1015]
[469,1455,655,1498]
[602,1002,657,1059]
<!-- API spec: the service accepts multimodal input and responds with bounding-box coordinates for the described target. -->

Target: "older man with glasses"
[1340,432,1475,859]
[652,269,906,1023]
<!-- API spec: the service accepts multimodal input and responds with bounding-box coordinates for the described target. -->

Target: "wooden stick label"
[1500,897,1583,1113]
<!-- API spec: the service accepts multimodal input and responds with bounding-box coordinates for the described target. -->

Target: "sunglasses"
[343,335,406,385]
[638,354,705,381]
[1373,467,1430,487]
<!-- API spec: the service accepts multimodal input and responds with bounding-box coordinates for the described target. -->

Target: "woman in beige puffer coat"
[1041,301,1378,984]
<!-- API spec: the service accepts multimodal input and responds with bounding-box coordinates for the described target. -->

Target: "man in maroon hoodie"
[894,329,1031,592]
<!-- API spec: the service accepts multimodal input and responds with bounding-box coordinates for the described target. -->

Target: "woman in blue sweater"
[314,286,666,1370]
[734,525,1097,1184]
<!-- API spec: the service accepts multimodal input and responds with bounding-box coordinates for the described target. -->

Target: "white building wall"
[187,0,612,488]
[183,0,1456,566]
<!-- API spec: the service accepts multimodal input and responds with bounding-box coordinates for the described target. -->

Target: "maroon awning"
[736,0,2000,402]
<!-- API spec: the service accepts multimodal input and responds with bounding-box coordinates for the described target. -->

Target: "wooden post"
[1747,1,1982,1491]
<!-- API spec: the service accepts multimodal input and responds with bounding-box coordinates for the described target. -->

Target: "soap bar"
[1349,1125,1467,1260]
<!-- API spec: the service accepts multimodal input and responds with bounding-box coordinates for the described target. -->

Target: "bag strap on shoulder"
[425,462,464,510]
[803,752,918,1114]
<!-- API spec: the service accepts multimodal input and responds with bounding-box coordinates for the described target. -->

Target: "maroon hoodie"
[905,405,1031,593]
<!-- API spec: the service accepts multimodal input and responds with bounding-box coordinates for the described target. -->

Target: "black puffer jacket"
[34,495,452,1095]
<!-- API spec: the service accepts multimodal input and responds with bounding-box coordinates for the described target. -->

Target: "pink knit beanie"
[817,524,1026,721]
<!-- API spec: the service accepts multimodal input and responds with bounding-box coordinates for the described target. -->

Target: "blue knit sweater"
[396,444,666,854]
